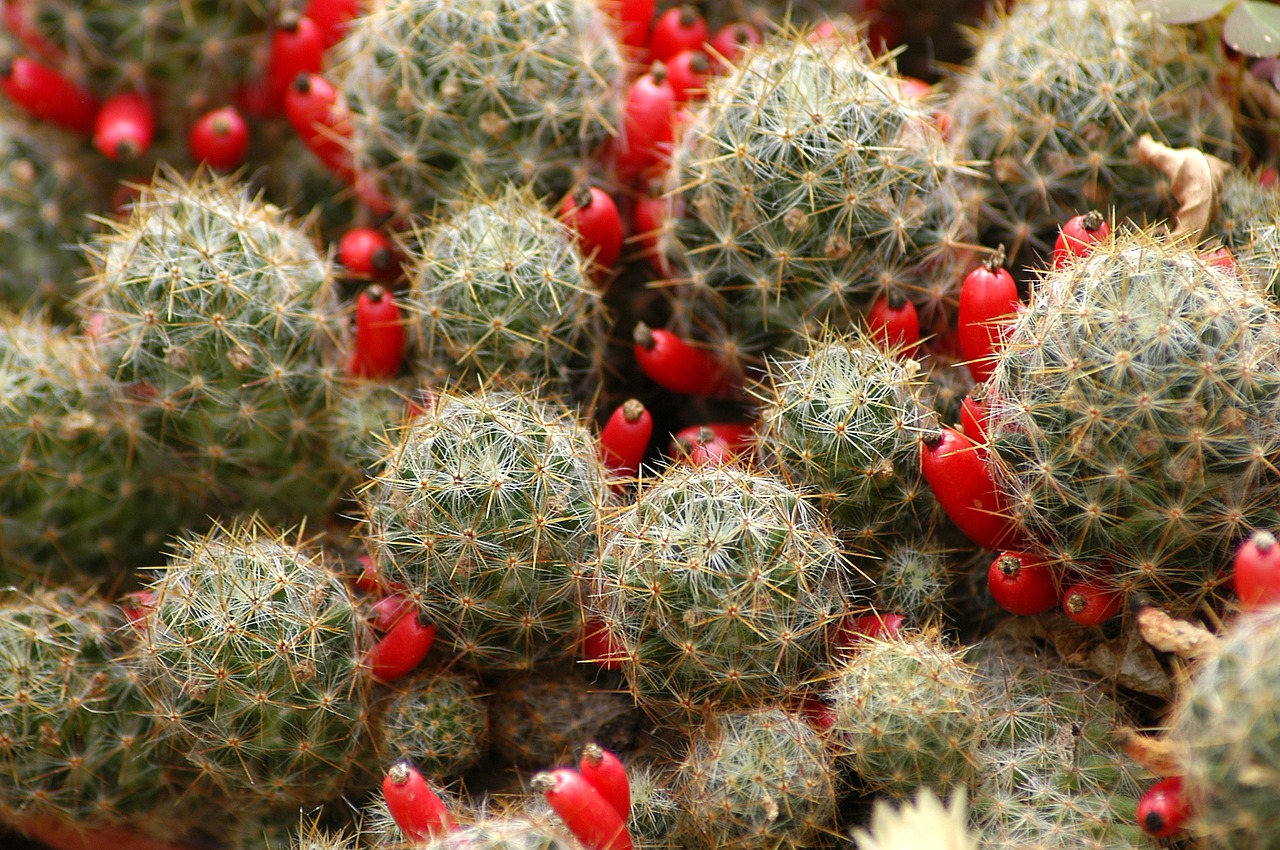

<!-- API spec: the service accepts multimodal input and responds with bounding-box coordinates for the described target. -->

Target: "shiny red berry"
[1137,776,1189,839]
[987,551,1060,616]
[648,6,708,65]
[560,185,624,272]
[188,105,250,171]
[958,244,1019,384]
[1233,529,1280,610]
[337,226,400,281]
[93,91,155,161]
[866,291,921,357]
[1053,210,1110,269]
[1062,579,1123,626]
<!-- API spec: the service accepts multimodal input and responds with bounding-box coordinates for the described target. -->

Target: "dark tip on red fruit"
[1251,529,1277,553]
[365,283,387,303]
[1082,209,1105,231]
[277,9,302,31]
[292,73,313,95]
[997,554,1021,578]
[572,184,594,209]
[371,247,394,274]
[387,758,413,785]
[114,139,141,160]
[921,429,945,449]
[983,243,1007,272]
[622,398,645,422]
[633,321,655,349]
[884,288,908,310]
[650,62,668,85]
[690,51,710,73]
[678,5,698,26]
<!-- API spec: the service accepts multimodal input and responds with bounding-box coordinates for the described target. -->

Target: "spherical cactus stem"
[533,768,634,850]
[382,759,456,841]
[578,743,631,821]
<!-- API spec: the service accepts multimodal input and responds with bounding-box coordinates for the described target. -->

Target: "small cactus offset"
[0,309,199,580]
[985,229,1280,613]
[0,109,105,312]
[374,670,489,781]
[948,0,1236,264]
[131,518,374,808]
[660,30,976,358]
[360,385,612,671]
[826,631,984,800]
[332,0,625,213]
[79,165,350,519]
[1169,605,1280,850]
[752,329,947,551]
[400,184,606,398]
[0,588,179,836]
[672,707,838,850]
[590,463,848,714]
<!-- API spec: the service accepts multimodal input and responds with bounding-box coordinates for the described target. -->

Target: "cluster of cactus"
[658,30,977,359]
[984,229,1280,612]
[947,0,1236,265]
[332,0,625,214]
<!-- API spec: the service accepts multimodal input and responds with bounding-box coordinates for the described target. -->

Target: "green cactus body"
[361,386,610,671]
[827,632,983,800]
[0,310,198,580]
[1209,168,1280,300]
[627,762,680,850]
[661,33,976,358]
[333,0,623,213]
[0,110,104,312]
[753,330,945,550]
[1171,606,1280,850]
[592,463,846,714]
[673,708,837,850]
[133,519,373,807]
[80,166,348,519]
[948,0,1235,265]
[402,185,605,397]
[415,818,580,850]
[969,624,1149,850]
[0,588,176,832]
[376,671,489,780]
[985,231,1280,612]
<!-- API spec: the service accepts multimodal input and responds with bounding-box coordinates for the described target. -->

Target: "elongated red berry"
[347,284,406,379]
[304,0,363,49]
[1,57,97,134]
[370,592,415,632]
[959,394,988,444]
[367,612,436,682]
[707,21,761,70]
[382,759,455,840]
[958,245,1019,384]
[920,427,1022,551]
[604,0,654,53]
[188,105,251,170]
[987,551,1060,616]
[1053,210,1109,269]
[338,226,400,281]
[1137,776,1189,838]
[560,185,624,273]
[267,13,326,112]
[665,49,709,103]
[93,90,155,160]
[633,322,735,398]
[579,618,627,670]
[866,291,921,357]
[668,421,753,457]
[672,425,731,467]
[533,768,633,850]
[600,398,653,478]
[614,63,677,183]
[648,5,708,65]
[630,190,675,276]
[578,743,630,821]
[285,72,355,183]
[1232,529,1280,610]
[1062,579,1123,626]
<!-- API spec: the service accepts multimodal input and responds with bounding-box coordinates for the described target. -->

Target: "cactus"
[131,518,373,808]
[590,463,848,714]
[672,708,838,850]
[0,309,199,580]
[627,761,680,850]
[361,385,611,672]
[826,631,983,800]
[752,329,947,551]
[375,670,489,781]
[487,666,641,769]
[659,31,976,359]
[0,109,105,312]
[948,0,1236,266]
[984,229,1280,613]
[0,588,185,836]
[1207,167,1280,299]
[1169,605,1280,850]
[866,538,956,629]
[968,622,1150,850]
[400,184,606,398]
[332,0,624,213]
[79,165,350,519]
